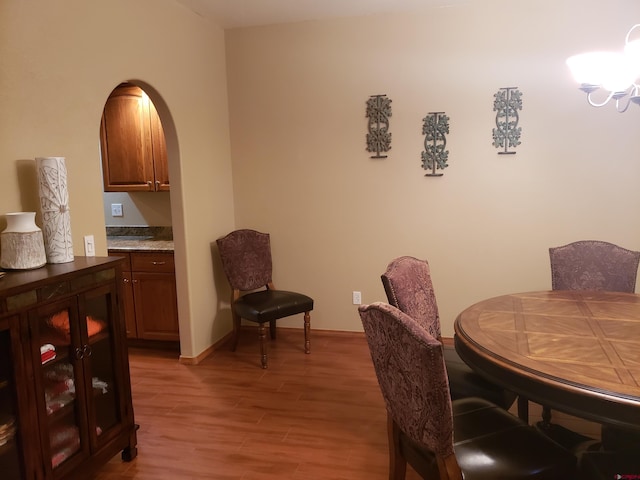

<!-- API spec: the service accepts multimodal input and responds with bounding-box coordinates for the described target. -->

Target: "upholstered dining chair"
[549,240,640,451]
[381,256,517,409]
[550,240,640,293]
[358,302,577,480]
[216,229,313,368]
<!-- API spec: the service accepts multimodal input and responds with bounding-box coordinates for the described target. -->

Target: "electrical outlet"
[111,203,123,217]
[352,291,362,305]
[84,235,95,256]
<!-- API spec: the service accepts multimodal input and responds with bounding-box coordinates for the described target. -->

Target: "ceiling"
[174,0,470,29]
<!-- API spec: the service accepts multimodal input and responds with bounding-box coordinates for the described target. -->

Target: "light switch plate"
[111,203,123,217]
[352,291,362,305]
[84,235,95,256]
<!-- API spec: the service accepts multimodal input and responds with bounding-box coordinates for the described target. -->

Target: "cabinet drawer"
[109,251,131,271]
[130,252,174,273]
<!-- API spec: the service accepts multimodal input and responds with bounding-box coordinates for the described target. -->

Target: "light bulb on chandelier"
[567,24,640,113]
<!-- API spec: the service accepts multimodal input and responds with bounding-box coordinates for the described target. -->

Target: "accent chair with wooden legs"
[216,229,313,368]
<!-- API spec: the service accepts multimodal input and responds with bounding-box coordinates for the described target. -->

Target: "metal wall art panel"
[366,94,392,158]
[421,112,449,177]
[492,87,522,154]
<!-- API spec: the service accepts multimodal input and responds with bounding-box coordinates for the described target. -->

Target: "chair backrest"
[216,229,273,291]
[549,240,640,293]
[358,302,455,459]
[381,256,441,341]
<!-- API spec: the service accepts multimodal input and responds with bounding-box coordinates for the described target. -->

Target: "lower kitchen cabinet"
[109,251,179,342]
[0,257,137,479]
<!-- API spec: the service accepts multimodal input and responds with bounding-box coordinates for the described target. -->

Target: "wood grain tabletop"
[455,290,640,430]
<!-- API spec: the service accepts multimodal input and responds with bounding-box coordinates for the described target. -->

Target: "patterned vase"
[0,212,47,269]
[36,156,74,263]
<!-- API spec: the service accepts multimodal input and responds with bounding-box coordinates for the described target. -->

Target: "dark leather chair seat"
[400,398,576,480]
[600,424,640,453]
[579,451,640,480]
[234,290,314,323]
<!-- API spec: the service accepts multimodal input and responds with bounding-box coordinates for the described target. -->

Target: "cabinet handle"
[123,278,130,283]
[147,180,153,189]
[75,345,93,359]
[155,180,160,187]
[151,261,166,266]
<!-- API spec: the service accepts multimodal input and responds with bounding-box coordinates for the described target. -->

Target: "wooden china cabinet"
[0,313,31,479]
[0,257,137,479]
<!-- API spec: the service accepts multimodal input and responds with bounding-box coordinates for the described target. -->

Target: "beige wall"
[4,0,640,359]
[0,0,236,358]
[226,0,640,337]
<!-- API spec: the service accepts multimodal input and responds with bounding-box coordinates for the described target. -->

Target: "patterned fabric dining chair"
[358,302,577,480]
[549,240,640,454]
[216,229,313,368]
[381,256,517,409]
[550,240,640,293]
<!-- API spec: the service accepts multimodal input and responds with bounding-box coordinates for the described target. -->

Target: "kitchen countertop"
[107,236,174,253]
[106,226,174,253]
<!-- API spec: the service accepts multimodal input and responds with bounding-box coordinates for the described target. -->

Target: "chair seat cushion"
[400,398,576,480]
[234,290,313,323]
[579,451,640,480]
[600,424,640,453]
[452,398,576,479]
[444,345,517,409]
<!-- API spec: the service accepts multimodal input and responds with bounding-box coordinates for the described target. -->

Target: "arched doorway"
[98,81,184,352]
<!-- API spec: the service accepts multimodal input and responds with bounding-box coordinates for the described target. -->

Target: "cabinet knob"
[75,347,84,359]
[123,278,130,283]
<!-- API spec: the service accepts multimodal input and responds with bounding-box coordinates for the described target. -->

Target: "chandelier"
[566,24,640,112]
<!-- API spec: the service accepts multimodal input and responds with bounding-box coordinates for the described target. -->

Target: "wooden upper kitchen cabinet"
[100,83,169,192]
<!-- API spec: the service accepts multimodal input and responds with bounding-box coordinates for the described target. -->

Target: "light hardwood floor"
[97,328,599,480]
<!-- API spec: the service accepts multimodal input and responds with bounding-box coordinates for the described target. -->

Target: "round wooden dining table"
[454,290,640,432]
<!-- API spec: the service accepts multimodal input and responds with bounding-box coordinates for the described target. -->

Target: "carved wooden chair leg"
[304,311,311,354]
[269,320,276,340]
[259,323,268,368]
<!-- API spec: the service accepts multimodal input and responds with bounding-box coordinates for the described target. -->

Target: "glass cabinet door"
[78,283,124,450]
[0,318,24,480]
[31,281,128,477]
[32,300,90,476]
